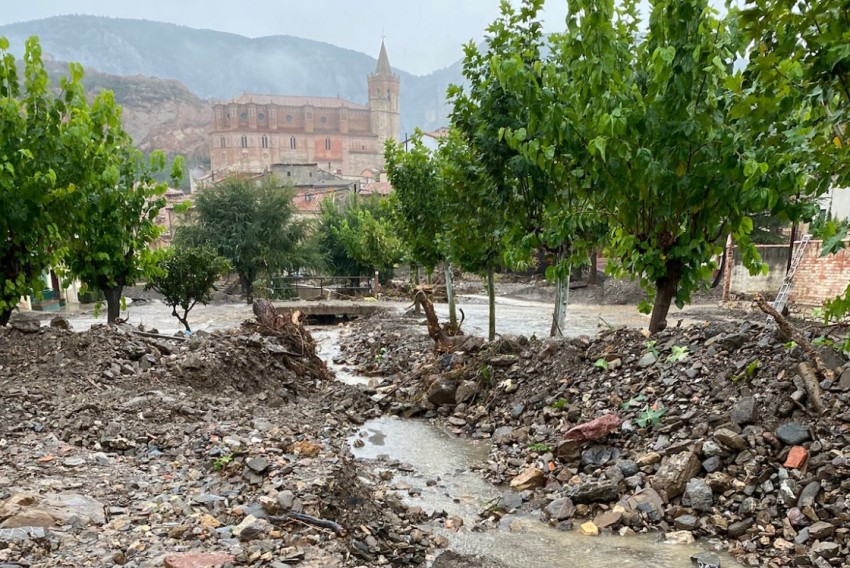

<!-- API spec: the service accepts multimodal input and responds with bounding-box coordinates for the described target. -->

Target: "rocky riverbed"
[0,313,443,567]
[335,312,850,567]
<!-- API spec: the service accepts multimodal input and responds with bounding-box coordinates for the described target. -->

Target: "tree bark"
[550,260,570,337]
[239,274,254,304]
[589,250,598,286]
[487,268,496,341]
[0,308,11,327]
[444,263,457,330]
[711,246,727,289]
[648,262,681,334]
[103,285,123,324]
[413,265,421,316]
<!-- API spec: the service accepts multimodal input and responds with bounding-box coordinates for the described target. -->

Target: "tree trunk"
[240,274,254,304]
[787,223,798,274]
[444,263,457,330]
[487,268,496,341]
[173,307,191,333]
[103,285,123,324]
[589,250,598,286]
[0,308,11,327]
[648,262,681,334]
[413,265,421,316]
[711,245,727,289]
[550,263,571,337]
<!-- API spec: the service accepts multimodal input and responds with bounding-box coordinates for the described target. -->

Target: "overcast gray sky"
[0,1,577,75]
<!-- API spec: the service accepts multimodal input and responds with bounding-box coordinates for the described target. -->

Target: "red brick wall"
[791,240,850,306]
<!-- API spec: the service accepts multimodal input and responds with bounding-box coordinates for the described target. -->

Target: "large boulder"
[0,493,105,528]
[426,377,458,406]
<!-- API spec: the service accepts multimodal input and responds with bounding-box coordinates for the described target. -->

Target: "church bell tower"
[367,40,400,147]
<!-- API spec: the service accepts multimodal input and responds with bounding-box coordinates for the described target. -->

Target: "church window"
[387,89,391,102]
[258,112,266,122]
[320,116,327,124]
[261,135,268,148]
[241,136,248,148]
[325,138,331,151]
[285,114,293,122]
[220,136,226,148]
[239,112,248,123]
[290,136,297,149]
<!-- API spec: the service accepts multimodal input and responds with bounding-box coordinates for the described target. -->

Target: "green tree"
[0,37,88,325]
[385,132,459,327]
[62,141,184,324]
[316,198,371,277]
[331,195,404,280]
[176,175,315,303]
[146,245,231,332]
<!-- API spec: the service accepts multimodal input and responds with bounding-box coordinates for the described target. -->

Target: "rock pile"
[0,316,435,566]
[338,313,850,566]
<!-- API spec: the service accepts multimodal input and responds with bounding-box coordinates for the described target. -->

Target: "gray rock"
[702,440,724,457]
[0,527,46,542]
[454,380,479,404]
[498,490,523,511]
[727,517,754,538]
[426,377,457,406]
[566,481,620,504]
[276,490,294,510]
[651,451,701,499]
[690,551,722,568]
[637,352,658,368]
[702,456,722,473]
[730,396,757,425]
[808,521,835,539]
[778,479,798,505]
[544,497,575,521]
[775,423,810,445]
[797,481,821,508]
[492,426,514,445]
[9,312,40,333]
[246,457,270,473]
[49,315,71,330]
[674,514,698,530]
[811,541,840,559]
[617,459,639,477]
[681,478,713,512]
[581,445,619,466]
[837,368,850,391]
[714,428,747,451]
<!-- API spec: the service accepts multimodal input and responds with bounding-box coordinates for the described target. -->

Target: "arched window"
[290,136,297,149]
[241,136,248,148]
[261,135,268,149]
[219,136,226,148]
[324,137,331,151]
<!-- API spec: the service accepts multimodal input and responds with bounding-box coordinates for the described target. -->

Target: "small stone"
[783,446,808,469]
[730,396,757,425]
[808,521,835,539]
[727,517,754,538]
[163,552,235,568]
[690,551,722,568]
[544,498,575,521]
[775,423,810,445]
[593,510,622,529]
[811,541,840,559]
[579,521,599,536]
[681,478,713,512]
[246,457,270,473]
[638,352,657,368]
[674,514,698,530]
[499,490,523,511]
[664,530,695,544]
[426,377,457,406]
[617,459,639,477]
[567,481,620,504]
[510,468,545,491]
[651,451,701,499]
[702,456,722,473]
[714,428,747,451]
[797,481,821,508]
[563,414,622,443]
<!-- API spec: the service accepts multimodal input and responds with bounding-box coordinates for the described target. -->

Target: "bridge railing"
[269,276,373,300]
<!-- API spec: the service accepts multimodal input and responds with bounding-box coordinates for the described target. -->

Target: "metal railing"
[268,276,373,300]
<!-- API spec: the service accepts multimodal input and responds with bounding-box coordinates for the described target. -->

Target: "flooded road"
[349,416,738,568]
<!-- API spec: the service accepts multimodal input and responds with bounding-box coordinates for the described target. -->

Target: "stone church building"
[209,42,400,176]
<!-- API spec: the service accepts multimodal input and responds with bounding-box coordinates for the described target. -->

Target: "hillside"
[0,15,462,134]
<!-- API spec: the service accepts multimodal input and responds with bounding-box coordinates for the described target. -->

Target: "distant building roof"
[360,181,393,196]
[228,93,368,110]
[374,40,393,75]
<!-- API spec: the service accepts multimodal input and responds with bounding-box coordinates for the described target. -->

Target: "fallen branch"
[133,330,186,342]
[269,512,347,536]
[756,295,831,414]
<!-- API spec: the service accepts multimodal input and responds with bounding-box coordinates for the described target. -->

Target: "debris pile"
[338,313,850,566]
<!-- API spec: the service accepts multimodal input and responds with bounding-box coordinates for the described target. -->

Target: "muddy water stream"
[312,327,740,567]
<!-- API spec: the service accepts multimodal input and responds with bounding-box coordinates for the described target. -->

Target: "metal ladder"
[769,233,812,318]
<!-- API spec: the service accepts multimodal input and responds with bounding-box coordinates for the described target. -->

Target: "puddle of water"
[311,326,371,386]
[350,417,740,568]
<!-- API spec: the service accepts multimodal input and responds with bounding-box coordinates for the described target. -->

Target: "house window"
[220,136,226,148]
[325,137,331,150]
[261,135,268,149]
[287,171,291,177]
[290,136,296,149]
[305,194,312,202]
[241,136,248,148]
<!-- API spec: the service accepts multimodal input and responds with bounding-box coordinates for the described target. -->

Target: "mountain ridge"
[0,15,461,134]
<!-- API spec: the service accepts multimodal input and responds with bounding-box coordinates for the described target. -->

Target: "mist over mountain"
[0,15,462,135]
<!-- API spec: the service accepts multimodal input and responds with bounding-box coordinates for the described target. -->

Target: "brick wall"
[790,240,850,306]
[726,239,850,306]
